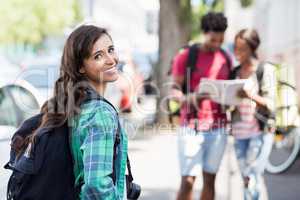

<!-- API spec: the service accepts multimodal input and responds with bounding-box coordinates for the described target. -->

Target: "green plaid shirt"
[70,99,128,200]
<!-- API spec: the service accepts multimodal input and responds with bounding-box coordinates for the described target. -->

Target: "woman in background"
[230,29,276,200]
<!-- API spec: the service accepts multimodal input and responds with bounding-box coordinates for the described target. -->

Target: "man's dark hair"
[201,12,228,33]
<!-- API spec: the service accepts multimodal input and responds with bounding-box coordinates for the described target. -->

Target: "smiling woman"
[8,24,134,200]
[59,25,130,200]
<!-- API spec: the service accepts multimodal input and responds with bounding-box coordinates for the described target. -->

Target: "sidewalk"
[128,129,268,200]
[128,130,228,200]
[123,96,268,200]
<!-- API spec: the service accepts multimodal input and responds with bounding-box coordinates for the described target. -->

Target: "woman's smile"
[104,66,118,74]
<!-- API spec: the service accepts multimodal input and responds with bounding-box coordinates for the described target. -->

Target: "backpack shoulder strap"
[256,62,265,83]
[182,43,200,94]
[229,65,241,80]
[186,43,200,71]
[256,62,265,95]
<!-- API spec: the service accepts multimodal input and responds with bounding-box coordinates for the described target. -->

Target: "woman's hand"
[237,88,252,99]
[171,88,184,98]
[237,88,267,107]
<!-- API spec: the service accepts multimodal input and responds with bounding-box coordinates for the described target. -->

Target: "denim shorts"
[178,127,228,176]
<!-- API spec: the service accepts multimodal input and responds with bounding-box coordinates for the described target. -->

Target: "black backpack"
[4,113,77,200]
[4,92,126,200]
[167,43,231,122]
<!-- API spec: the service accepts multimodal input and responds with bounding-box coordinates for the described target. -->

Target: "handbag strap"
[126,156,134,182]
[116,121,134,182]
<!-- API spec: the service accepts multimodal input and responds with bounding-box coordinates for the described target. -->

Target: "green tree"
[0,0,82,45]
[156,0,192,123]
[240,0,254,8]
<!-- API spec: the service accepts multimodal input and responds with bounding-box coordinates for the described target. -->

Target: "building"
[80,0,159,53]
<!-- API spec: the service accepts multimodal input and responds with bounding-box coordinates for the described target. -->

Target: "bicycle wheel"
[266,127,300,173]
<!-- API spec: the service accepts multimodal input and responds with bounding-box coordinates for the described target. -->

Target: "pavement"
[265,157,300,200]
[128,129,227,200]
[128,128,269,200]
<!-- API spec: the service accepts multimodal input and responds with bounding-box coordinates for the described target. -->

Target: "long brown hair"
[18,25,111,153]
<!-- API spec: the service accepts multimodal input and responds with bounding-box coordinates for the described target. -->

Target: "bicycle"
[266,125,300,173]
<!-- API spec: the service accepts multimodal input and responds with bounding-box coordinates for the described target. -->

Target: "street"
[265,158,300,200]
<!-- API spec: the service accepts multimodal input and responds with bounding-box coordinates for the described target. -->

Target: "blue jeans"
[235,133,274,200]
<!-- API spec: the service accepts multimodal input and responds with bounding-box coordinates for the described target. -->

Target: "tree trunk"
[156,0,192,124]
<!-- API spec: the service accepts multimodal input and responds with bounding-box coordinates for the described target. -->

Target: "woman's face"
[234,37,253,64]
[81,34,119,86]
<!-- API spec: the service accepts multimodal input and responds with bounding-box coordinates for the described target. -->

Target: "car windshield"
[0,88,18,127]
[8,85,40,120]
[22,65,59,88]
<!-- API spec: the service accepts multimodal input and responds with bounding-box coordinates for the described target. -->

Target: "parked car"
[0,79,43,140]
[0,58,43,198]
[19,55,60,100]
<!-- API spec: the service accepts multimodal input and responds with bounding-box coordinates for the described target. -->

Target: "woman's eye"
[108,47,115,54]
[94,54,102,60]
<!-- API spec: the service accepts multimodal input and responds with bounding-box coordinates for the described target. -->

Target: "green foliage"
[240,0,254,8]
[191,0,224,39]
[0,0,82,45]
[179,0,193,24]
